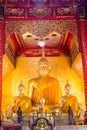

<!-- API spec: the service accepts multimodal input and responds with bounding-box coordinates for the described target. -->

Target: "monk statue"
[60,81,79,115]
[28,57,62,111]
[12,81,32,115]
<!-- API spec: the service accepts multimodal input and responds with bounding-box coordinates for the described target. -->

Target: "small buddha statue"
[12,81,32,115]
[40,96,45,110]
[28,57,62,111]
[60,81,79,115]
[75,103,85,125]
[3,105,13,124]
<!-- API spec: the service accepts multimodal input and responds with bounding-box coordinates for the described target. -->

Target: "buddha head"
[5,105,12,119]
[64,81,71,95]
[18,81,25,96]
[38,57,50,77]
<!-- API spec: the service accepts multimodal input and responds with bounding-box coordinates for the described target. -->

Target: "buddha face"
[17,82,25,96]
[64,85,71,95]
[38,58,50,77]
[18,86,25,95]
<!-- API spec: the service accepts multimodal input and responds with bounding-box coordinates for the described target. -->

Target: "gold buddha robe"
[61,95,79,115]
[28,76,62,106]
[12,95,32,115]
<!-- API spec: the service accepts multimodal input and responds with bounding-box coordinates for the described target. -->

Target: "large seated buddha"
[28,57,62,111]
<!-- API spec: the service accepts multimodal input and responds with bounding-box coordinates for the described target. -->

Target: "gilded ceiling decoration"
[0,0,86,19]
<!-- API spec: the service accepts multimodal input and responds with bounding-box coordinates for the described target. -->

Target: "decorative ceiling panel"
[28,7,52,16]
[5,7,25,16]
[56,7,76,15]
[0,0,86,19]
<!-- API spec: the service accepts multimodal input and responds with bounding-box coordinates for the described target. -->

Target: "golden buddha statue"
[60,81,79,115]
[28,57,62,111]
[3,105,13,124]
[12,81,32,115]
[75,103,85,125]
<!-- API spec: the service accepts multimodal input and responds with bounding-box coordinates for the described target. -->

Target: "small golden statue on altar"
[2,105,13,124]
[75,103,85,125]
[40,96,46,112]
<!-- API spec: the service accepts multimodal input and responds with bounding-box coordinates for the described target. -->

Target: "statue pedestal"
[54,115,68,125]
[54,114,75,125]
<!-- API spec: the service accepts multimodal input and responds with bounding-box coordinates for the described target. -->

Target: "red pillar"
[78,19,87,110]
[0,6,5,123]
